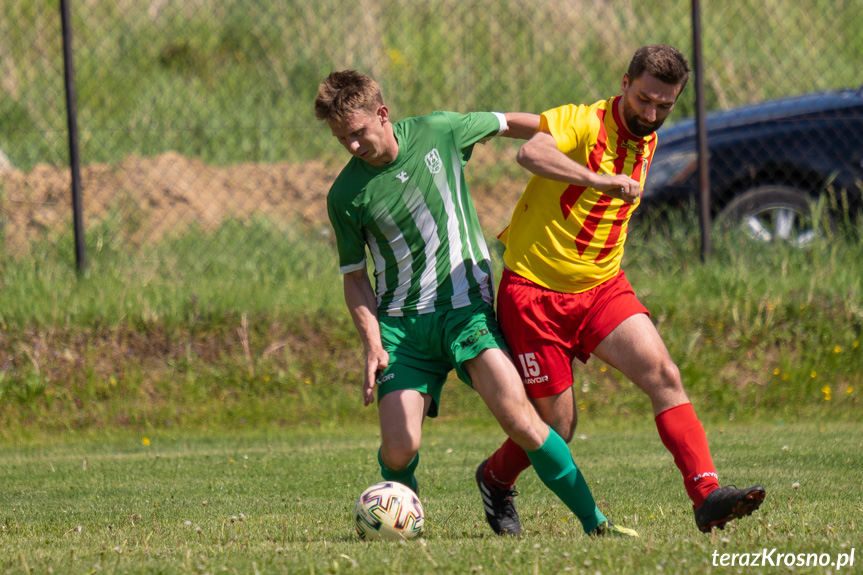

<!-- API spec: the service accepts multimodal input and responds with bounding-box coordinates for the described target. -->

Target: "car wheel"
[717,185,829,248]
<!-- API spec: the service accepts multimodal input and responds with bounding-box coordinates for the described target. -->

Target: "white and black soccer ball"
[354,481,425,541]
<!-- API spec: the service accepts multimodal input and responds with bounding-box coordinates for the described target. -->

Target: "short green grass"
[0,418,860,574]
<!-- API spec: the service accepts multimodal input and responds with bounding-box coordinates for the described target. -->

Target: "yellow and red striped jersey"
[499,96,657,293]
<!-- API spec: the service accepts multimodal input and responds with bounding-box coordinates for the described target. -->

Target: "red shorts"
[497,268,648,398]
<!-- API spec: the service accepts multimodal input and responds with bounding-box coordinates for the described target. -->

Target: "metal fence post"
[692,0,712,262]
[60,0,87,272]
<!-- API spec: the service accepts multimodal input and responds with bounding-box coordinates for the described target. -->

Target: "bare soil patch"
[1,149,524,249]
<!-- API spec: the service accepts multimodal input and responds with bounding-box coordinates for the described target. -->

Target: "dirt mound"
[0,150,524,250]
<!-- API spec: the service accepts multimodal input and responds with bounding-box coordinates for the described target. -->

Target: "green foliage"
[615,210,863,419]
[1,0,862,169]
[0,215,344,329]
[0,214,861,436]
[0,421,859,574]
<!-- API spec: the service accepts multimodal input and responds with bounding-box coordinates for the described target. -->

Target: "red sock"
[484,438,533,490]
[655,403,719,508]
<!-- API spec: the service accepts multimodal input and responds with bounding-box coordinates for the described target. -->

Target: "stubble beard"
[623,100,665,139]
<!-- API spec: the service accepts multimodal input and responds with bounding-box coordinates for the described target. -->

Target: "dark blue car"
[642,86,863,246]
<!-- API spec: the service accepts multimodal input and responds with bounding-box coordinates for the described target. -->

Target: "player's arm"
[343,267,389,406]
[517,130,642,203]
[501,113,540,140]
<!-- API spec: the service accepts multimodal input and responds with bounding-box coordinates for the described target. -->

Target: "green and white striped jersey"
[327,111,506,317]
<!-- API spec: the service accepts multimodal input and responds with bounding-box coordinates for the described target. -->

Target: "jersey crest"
[424,149,443,174]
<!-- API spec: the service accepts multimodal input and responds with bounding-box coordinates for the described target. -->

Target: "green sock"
[378,449,420,494]
[526,427,607,533]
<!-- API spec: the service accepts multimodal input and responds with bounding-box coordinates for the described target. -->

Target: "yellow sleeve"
[539,104,591,154]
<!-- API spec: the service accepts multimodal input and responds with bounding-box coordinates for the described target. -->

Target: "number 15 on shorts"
[518,353,540,377]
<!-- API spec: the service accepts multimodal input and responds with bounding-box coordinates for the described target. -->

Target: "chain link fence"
[1,0,861,261]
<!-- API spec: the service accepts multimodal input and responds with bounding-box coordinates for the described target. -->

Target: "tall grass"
[1,0,861,170]
[0,217,344,329]
[0,218,360,437]
[0,213,860,436]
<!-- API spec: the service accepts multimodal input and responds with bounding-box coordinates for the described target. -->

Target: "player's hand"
[601,176,643,204]
[363,348,390,406]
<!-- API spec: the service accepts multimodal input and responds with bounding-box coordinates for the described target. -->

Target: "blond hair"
[314,70,384,123]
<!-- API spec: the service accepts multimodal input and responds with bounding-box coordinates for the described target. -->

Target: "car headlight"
[643,149,699,198]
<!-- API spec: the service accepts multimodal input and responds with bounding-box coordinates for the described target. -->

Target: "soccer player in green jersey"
[315,70,636,537]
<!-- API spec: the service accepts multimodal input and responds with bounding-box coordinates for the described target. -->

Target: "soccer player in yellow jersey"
[476,45,766,534]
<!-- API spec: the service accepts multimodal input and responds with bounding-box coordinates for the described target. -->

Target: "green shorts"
[376,300,509,418]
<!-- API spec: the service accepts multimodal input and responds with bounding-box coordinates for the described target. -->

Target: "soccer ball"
[354,481,425,541]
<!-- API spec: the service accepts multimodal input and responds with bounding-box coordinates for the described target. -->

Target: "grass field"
[1,417,860,574]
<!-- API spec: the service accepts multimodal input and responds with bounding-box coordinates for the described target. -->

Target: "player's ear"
[621,73,631,94]
[377,105,389,124]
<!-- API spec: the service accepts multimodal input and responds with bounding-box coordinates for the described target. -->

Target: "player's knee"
[491,409,535,448]
[381,450,417,472]
[496,411,527,439]
[659,358,683,389]
[507,410,553,451]
[380,441,419,471]
[638,357,683,397]
[650,358,683,394]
